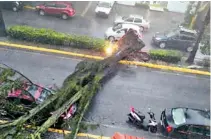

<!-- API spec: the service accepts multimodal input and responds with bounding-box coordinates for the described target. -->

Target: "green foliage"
[7,25,106,51]
[200,25,210,55]
[183,2,196,27]
[149,49,182,63]
[135,3,149,9]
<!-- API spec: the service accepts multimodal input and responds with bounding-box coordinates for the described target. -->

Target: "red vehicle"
[36,2,75,20]
[0,63,77,120]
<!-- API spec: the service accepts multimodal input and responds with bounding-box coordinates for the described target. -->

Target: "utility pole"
[186,6,210,64]
[0,3,6,37]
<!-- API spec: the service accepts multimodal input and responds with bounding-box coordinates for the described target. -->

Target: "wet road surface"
[2,2,184,51]
[0,48,209,138]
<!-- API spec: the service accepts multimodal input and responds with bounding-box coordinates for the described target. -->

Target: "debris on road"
[0,29,145,139]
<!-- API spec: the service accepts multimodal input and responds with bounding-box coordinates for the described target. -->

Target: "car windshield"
[165,29,179,37]
[172,108,186,125]
[112,24,122,31]
[122,16,129,20]
[98,2,110,8]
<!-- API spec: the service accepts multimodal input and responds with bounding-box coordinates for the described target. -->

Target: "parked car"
[0,63,77,120]
[95,1,114,18]
[1,1,23,12]
[160,107,210,139]
[35,2,75,20]
[104,23,143,41]
[151,26,197,52]
[114,15,150,32]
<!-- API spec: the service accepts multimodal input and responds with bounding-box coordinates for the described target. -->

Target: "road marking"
[24,5,36,10]
[0,120,110,139]
[81,1,92,17]
[0,41,210,76]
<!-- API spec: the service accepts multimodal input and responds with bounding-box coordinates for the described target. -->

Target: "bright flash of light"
[105,46,113,56]
[104,41,119,56]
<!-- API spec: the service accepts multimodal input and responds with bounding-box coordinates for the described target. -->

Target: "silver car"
[114,15,150,32]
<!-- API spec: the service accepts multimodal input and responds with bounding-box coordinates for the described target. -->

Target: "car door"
[166,34,180,48]
[2,2,11,9]
[44,3,57,14]
[115,28,126,40]
[173,125,189,139]
[124,17,134,24]
[177,35,192,51]
[134,18,142,26]
[55,4,67,15]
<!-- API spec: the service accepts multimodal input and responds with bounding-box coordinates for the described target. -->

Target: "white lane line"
[81,1,92,17]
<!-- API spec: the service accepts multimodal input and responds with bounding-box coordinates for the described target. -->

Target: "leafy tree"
[0,30,145,139]
[182,2,196,27]
[200,24,210,55]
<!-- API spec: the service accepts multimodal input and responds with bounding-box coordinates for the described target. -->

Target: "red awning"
[112,132,144,139]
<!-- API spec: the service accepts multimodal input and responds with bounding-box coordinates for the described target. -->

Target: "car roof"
[129,14,143,19]
[172,107,210,127]
[179,26,197,34]
[99,1,113,4]
[121,24,140,30]
[50,1,72,6]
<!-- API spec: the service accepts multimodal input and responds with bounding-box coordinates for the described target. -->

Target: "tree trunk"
[186,7,210,64]
[0,5,6,37]
[0,29,145,138]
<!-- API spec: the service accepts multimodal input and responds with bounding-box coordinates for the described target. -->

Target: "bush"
[149,49,182,63]
[135,3,149,9]
[7,25,106,51]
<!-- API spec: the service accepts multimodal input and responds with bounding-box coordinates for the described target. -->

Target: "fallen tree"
[0,29,145,139]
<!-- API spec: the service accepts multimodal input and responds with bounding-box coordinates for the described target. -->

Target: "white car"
[104,24,143,41]
[95,1,114,17]
[114,15,150,31]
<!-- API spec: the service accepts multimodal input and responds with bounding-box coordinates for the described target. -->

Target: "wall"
[116,1,136,6]
[167,1,189,13]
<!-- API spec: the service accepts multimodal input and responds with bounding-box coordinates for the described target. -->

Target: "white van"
[104,24,143,41]
[95,1,115,17]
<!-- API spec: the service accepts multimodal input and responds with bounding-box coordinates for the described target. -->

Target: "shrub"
[149,49,182,63]
[135,3,149,9]
[7,25,106,51]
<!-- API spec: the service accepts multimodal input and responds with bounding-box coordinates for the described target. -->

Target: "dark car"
[151,27,197,52]
[35,2,75,20]
[1,1,23,12]
[160,107,210,139]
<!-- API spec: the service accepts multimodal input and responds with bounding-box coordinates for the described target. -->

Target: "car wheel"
[140,26,144,32]
[12,7,18,12]
[62,14,68,20]
[187,46,193,52]
[39,10,45,16]
[108,36,115,42]
[159,42,166,49]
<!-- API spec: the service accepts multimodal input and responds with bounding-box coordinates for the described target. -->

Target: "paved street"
[2,2,184,51]
[0,48,209,138]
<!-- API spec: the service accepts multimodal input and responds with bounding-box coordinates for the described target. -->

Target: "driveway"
[2,2,184,51]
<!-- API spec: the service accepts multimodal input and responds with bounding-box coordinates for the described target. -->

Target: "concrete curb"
[0,120,110,139]
[0,41,210,76]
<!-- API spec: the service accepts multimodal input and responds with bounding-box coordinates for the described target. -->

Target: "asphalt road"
[2,2,184,51]
[0,48,209,138]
